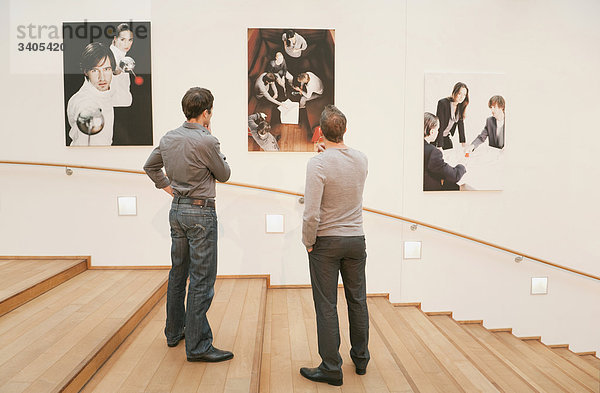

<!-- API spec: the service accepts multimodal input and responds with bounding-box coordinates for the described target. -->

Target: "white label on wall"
[531,277,548,295]
[117,196,137,216]
[265,214,284,233]
[404,241,422,259]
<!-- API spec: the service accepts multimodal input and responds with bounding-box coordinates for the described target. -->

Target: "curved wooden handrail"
[2,160,599,282]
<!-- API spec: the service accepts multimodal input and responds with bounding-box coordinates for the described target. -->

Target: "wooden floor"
[259,289,599,393]
[82,278,267,393]
[0,258,87,316]
[248,123,313,152]
[2,258,598,392]
[275,124,313,152]
[0,269,167,393]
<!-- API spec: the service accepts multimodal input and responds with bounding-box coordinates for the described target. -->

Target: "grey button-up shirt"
[144,122,231,199]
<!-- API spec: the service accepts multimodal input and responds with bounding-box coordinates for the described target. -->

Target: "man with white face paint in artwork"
[66,42,132,146]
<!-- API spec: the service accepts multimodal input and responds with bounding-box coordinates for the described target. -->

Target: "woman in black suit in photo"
[424,112,466,191]
[434,82,469,150]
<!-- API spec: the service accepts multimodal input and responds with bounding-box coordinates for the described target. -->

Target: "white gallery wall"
[0,0,599,353]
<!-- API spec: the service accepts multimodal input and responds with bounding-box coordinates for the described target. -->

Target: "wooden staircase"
[0,259,598,392]
[0,259,167,393]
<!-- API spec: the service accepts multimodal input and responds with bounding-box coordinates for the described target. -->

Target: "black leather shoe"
[356,367,366,375]
[187,347,234,362]
[300,367,343,386]
[167,334,184,348]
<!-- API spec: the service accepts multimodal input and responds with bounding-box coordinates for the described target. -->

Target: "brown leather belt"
[173,197,215,208]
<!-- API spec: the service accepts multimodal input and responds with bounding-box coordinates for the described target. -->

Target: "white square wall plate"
[265,214,284,233]
[117,196,137,216]
[531,277,548,295]
[404,241,422,259]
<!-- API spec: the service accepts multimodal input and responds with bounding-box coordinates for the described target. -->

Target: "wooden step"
[428,314,537,392]
[0,258,87,317]
[82,277,267,393]
[260,288,414,392]
[338,290,413,392]
[0,269,167,393]
[494,332,591,392]
[581,354,600,370]
[523,340,599,392]
[369,298,462,392]
[462,324,567,392]
[552,347,600,380]
[394,306,499,392]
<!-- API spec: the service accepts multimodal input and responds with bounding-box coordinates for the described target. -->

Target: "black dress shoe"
[167,334,184,348]
[356,367,366,375]
[300,367,342,386]
[187,347,234,362]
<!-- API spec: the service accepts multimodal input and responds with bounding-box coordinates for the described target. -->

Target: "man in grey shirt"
[300,105,369,386]
[144,87,233,363]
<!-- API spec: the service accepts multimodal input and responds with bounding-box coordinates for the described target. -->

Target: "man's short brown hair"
[320,105,346,143]
[488,95,505,112]
[181,87,213,120]
[263,73,277,84]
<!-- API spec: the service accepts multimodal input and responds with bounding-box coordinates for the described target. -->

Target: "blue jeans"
[165,198,218,357]
[308,236,370,376]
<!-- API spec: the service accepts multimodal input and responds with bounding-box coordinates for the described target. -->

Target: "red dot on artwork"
[134,76,144,85]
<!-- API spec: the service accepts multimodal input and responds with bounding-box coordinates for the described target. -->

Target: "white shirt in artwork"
[110,44,132,91]
[301,72,324,99]
[67,77,132,146]
[282,32,307,58]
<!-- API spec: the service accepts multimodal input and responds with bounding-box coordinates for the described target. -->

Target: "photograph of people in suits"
[423,112,466,191]
[424,73,506,191]
[466,95,505,153]
[248,28,334,152]
[434,82,469,150]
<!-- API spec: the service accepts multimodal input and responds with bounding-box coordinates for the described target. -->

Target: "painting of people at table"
[424,73,506,191]
[63,21,153,146]
[248,28,334,152]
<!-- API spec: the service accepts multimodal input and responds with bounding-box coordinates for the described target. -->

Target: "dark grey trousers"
[308,235,370,376]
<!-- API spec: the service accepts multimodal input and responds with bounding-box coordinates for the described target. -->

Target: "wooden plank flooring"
[0,269,167,393]
[3,262,597,393]
[463,324,567,392]
[260,289,415,393]
[428,314,537,392]
[82,278,267,393]
[395,306,499,392]
[582,354,600,369]
[524,340,599,392]
[0,258,87,316]
[370,297,460,393]
[552,347,600,380]
[274,124,313,152]
[493,332,589,392]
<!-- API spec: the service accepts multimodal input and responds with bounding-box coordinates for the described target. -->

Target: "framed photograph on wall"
[248,28,335,152]
[423,72,506,191]
[63,21,152,146]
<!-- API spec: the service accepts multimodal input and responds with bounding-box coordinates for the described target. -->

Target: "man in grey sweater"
[300,105,369,386]
[144,87,233,363]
